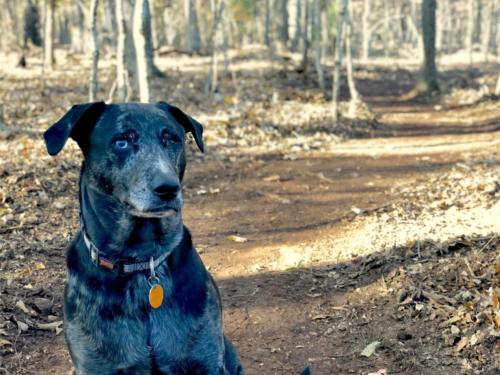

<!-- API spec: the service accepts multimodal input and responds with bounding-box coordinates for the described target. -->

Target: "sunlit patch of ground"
[209,148,500,278]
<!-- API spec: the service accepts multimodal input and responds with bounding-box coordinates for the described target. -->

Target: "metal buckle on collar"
[88,240,122,274]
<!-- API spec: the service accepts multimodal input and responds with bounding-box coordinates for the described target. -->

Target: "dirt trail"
[185,87,499,278]
[180,86,500,373]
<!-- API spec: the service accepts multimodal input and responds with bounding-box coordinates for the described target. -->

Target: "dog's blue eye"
[114,140,129,149]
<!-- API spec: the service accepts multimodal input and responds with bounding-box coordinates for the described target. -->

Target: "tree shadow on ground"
[217,233,499,374]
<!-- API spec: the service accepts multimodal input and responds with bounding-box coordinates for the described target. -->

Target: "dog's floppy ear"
[156,101,204,153]
[44,102,106,156]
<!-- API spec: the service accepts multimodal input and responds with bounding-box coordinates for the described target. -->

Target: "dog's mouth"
[129,207,179,219]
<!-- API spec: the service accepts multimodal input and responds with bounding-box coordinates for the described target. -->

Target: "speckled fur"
[44,102,243,375]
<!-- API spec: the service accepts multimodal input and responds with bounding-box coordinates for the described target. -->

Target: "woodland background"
[0,0,499,374]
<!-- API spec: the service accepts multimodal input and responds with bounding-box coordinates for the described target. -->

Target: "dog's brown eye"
[161,130,180,146]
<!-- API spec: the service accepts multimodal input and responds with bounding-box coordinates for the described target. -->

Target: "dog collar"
[81,227,170,276]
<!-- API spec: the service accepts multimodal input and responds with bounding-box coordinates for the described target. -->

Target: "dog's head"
[44,102,204,219]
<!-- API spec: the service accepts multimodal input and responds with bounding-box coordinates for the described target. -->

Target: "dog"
[44,102,243,374]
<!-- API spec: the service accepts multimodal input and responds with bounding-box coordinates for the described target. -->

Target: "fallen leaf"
[367,370,387,375]
[35,262,46,270]
[311,314,329,320]
[360,341,381,357]
[227,235,248,243]
[262,174,281,182]
[351,206,365,215]
[263,192,291,204]
[16,300,30,314]
[0,338,12,347]
[422,290,457,306]
[26,320,63,331]
[455,336,469,352]
[17,321,29,332]
[450,325,460,335]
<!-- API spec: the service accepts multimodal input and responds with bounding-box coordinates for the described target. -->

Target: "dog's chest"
[64,252,224,371]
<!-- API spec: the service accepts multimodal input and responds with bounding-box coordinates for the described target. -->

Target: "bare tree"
[4,0,20,48]
[421,0,439,93]
[312,0,324,88]
[89,0,100,102]
[205,0,224,96]
[111,0,131,102]
[465,0,474,64]
[299,0,310,72]
[291,0,302,52]
[321,4,328,60]
[436,0,443,53]
[23,0,41,47]
[480,0,492,61]
[70,1,86,53]
[331,0,348,126]
[361,0,371,60]
[382,0,389,56]
[133,0,154,102]
[276,0,289,49]
[264,0,271,47]
[345,17,359,105]
[43,0,55,70]
[185,0,201,53]
[104,0,117,46]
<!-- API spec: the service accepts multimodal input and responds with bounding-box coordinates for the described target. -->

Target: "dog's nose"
[153,178,180,201]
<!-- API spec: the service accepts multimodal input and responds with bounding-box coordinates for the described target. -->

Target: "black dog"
[44,102,243,374]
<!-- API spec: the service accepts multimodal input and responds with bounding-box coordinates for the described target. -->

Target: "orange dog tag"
[149,284,164,309]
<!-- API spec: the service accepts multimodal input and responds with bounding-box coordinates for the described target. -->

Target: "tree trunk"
[4,0,19,48]
[89,0,100,102]
[264,0,271,47]
[466,0,474,64]
[331,0,348,126]
[421,0,439,93]
[43,0,55,70]
[58,11,71,45]
[436,0,443,53]
[299,0,310,71]
[133,0,154,102]
[22,0,42,47]
[114,0,130,101]
[406,14,424,63]
[221,0,229,74]
[71,1,86,53]
[480,0,492,61]
[291,0,302,52]
[185,0,201,53]
[143,0,160,77]
[345,18,359,104]
[205,0,223,96]
[312,0,323,88]
[442,0,451,54]
[383,0,389,56]
[104,0,117,46]
[276,0,289,49]
[149,0,159,55]
[321,6,328,60]
[361,0,371,60]
[162,4,177,47]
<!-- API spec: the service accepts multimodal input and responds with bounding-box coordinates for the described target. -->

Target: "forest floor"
[0,47,499,374]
